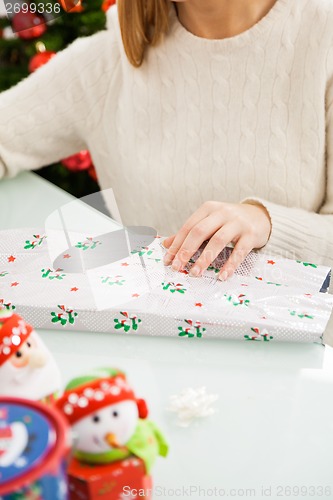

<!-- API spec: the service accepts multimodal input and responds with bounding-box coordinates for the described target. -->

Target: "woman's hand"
[163,201,272,280]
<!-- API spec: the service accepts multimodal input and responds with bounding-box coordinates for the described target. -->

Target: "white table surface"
[1,172,333,500]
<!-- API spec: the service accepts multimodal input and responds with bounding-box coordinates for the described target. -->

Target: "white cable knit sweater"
[1,1,333,266]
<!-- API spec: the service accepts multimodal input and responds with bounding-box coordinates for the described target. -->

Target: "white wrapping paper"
[0,228,332,343]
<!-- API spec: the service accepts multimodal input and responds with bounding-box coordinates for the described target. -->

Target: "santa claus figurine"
[56,368,168,473]
[0,310,61,402]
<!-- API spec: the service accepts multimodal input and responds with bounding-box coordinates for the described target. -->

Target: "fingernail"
[218,271,228,281]
[172,260,182,272]
[189,266,201,277]
[163,253,172,265]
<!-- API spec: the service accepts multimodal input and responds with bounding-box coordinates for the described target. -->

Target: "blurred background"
[0,0,114,197]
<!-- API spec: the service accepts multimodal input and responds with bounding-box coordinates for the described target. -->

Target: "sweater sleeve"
[241,83,333,268]
[240,196,333,267]
[0,28,117,179]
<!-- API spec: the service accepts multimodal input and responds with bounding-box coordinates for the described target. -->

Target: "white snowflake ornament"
[168,386,219,427]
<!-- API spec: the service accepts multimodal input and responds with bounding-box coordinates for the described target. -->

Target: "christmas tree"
[0,0,114,197]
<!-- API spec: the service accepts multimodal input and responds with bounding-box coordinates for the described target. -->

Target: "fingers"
[164,212,227,271]
[218,237,253,281]
[162,201,259,280]
[162,235,175,249]
[163,203,217,266]
[188,222,240,277]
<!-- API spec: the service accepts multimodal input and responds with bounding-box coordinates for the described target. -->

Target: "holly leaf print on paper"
[50,305,78,326]
[162,282,187,294]
[178,319,206,338]
[114,311,142,332]
[24,234,46,249]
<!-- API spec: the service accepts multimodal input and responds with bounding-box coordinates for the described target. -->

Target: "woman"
[0,0,332,280]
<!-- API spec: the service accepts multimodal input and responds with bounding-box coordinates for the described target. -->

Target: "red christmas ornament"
[59,0,84,13]
[101,0,116,12]
[29,51,56,73]
[12,11,47,40]
[88,165,98,182]
[61,151,93,172]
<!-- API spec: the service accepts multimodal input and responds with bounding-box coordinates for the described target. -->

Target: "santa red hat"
[0,311,33,366]
[55,368,148,425]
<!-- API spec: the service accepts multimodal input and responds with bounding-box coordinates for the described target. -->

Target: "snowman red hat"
[0,311,33,367]
[56,368,148,425]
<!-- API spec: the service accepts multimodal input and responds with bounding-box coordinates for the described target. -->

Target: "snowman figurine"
[56,368,168,473]
[0,309,61,402]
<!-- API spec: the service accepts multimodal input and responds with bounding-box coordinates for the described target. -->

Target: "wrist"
[241,200,272,246]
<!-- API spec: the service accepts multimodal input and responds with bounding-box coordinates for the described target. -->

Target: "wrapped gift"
[0,397,69,499]
[0,226,332,343]
[67,456,152,499]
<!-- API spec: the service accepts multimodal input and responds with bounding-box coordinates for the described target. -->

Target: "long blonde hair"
[117,0,171,67]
